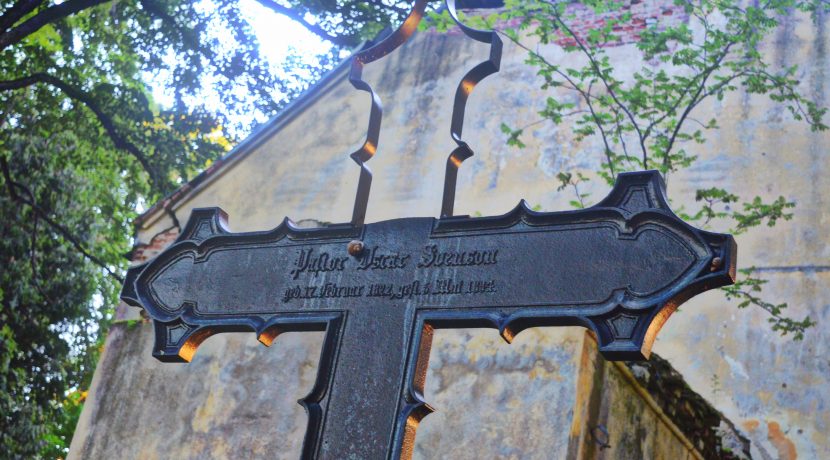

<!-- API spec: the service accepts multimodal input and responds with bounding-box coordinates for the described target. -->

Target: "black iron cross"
[121,3,736,459]
[121,170,735,458]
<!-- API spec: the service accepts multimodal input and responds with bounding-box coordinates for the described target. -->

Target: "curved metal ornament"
[441,0,503,218]
[347,0,502,225]
[348,0,428,226]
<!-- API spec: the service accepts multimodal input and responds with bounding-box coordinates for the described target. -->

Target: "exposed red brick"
[443,1,689,49]
[549,1,688,48]
[130,227,180,263]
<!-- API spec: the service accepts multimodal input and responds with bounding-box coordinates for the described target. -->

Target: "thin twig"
[501,31,616,177]
[545,1,649,167]
[0,73,163,189]
[1,156,124,283]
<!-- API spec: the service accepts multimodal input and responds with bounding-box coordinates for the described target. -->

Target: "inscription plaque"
[122,171,736,459]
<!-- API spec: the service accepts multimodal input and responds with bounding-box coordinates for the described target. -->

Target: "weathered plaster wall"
[70,325,317,458]
[73,3,829,458]
[71,320,730,459]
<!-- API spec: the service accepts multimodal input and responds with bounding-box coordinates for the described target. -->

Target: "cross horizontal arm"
[122,170,734,363]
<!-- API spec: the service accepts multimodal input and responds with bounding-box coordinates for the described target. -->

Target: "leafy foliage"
[1,99,127,456]
[432,0,825,339]
[0,0,334,456]
[723,268,815,340]
[555,171,590,209]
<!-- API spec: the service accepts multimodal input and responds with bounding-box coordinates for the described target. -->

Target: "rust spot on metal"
[178,328,217,362]
[257,326,282,346]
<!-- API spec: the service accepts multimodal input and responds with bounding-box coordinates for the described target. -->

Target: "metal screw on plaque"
[711,256,723,271]
[347,240,365,257]
[120,1,737,458]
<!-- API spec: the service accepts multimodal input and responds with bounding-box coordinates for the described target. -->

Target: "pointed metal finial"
[346,0,503,226]
[348,1,428,227]
[441,0,503,218]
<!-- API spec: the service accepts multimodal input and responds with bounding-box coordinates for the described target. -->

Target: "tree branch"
[0,0,44,33]
[139,0,199,49]
[253,0,360,48]
[0,73,162,189]
[501,31,617,177]
[583,81,617,178]
[546,2,649,167]
[0,0,110,51]
[369,1,409,17]
[4,155,55,302]
[1,156,124,283]
[609,105,635,167]
[663,46,737,170]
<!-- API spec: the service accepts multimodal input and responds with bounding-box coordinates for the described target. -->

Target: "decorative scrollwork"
[441,0,503,217]
[346,1,503,225]
[347,1,428,226]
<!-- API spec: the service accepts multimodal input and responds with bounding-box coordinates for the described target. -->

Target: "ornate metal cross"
[121,2,736,459]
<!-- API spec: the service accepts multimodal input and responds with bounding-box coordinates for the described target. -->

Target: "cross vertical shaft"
[309,305,414,459]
